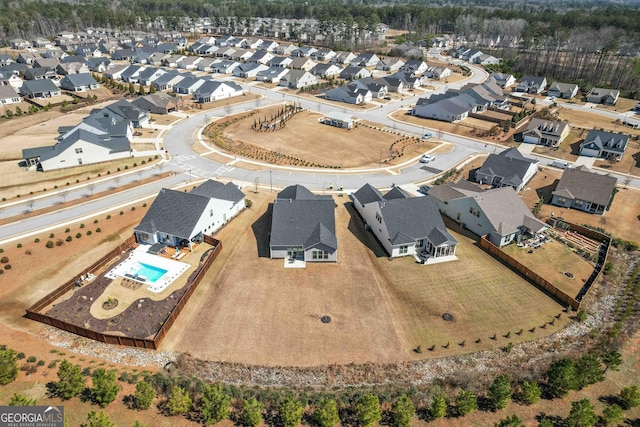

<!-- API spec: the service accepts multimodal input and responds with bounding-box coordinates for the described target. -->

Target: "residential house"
[193,80,243,103]
[215,35,236,47]
[104,64,130,81]
[161,54,186,68]
[137,67,167,86]
[474,53,500,65]
[230,49,253,62]
[488,72,516,88]
[17,52,41,65]
[192,44,218,56]
[551,166,617,215]
[0,86,21,104]
[339,66,371,80]
[101,99,150,128]
[0,71,23,89]
[120,65,146,83]
[321,111,354,129]
[132,92,183,114]
[32,37,53,49]
[196,58,217,73]
[0,55,15,66]
[375,76,404,93]
[400,60,428,75]
[586,87,620,105]
[424,65,452,80]
[248,51,274,65]
[269,185,338,263]
[56,62,90,75]
[256,67,289,83]
[269,56,293,69]
[390,71,423,90]
[19,79,61,98]
[352,184,457,262]
[243,37,264,50]
[291,46,318,57]
[324,84,372,105]
[273,43,296,56]
[11,39,31,50]
[331,51,357,65]
[173,76,206,95]
[520,119,571,147]
[151,71,183,91]
[279,70,318,89]
[86,57,112,73]
[135,180,245,249]
[75,44,101,58]
[412,93,474,122]
[178,56,202,70]
[310,63,342,79]
[351,53,380,67]
[60,55,87,64]
[311,49,336,61]
[33,57,60,69]
[111,48,136,61]
[232,63,269,79]
[430,182,548,247]
[23,67,57,80]
[259,41,279,52]
[59,73,100,92]
[547,82,579,99]
[579,129,629,160]
[22,128,131,171]
[290,57,316,71]
[351,77,388,98]
[376,57,405,72]
[155,42,177,54]
[210,60,240,74]
[474,147,539,192]
[515,76,547,94]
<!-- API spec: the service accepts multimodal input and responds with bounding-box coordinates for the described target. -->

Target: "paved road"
[1,60,639,243]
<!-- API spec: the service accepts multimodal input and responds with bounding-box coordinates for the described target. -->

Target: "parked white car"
[420,154,435,163]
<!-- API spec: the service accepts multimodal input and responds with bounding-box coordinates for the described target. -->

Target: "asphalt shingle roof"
[552,166,617,206]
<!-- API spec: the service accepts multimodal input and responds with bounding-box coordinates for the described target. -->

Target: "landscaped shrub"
[37,360,45,366]
[86,231,92,236]
[106,215,111,220]
[16,243,21,248]
[79,224,85,229]
[65,228,70,233]
[16,353,25,360]
[96,228,101,233]
[94,220,99,224]
[0,257,8,264]
[131,207,135,211]
[45,241,54,249]
[66,236,72,242]
[119,211,123,215]
[27,356,36,363]
[34,238,40,243]
[4,264,11,270]
[56,240,63,247]
[49,233,54,238]
[75,233,82,239]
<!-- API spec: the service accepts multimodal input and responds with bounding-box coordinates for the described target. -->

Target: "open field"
[520,167,640,243]
[502,239,593,297]
[533,129,588,163]
[218,106,439,168]
[557,106,640,137]
[164,191,568,365]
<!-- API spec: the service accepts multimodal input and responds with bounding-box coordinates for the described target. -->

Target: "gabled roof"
[270,185,336,250]
[189,179,245,203]
[552,166,617,206]
[476,148,538,188]
[103,99,147,122]
[0,85,19,100]
[60,73,98,88]
[352,183,384,205]
[582,129,629,154]
[525,118,570,137]
[20,79,59,95]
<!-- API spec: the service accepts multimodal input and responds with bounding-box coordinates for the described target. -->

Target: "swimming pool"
[134,263,167,283]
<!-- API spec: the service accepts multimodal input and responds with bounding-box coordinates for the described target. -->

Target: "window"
[574,200,583,207]
[416,239,424,248]
[399,245,408,254]
[557,197,566,204]
[375,212,382,223]
[312,250,329,260]
[75,147,83,154]
[210,209,213,217]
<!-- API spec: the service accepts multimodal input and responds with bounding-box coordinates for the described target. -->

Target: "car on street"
[422,132,433,139]
[420,154,435,163]
[418,185,431,195]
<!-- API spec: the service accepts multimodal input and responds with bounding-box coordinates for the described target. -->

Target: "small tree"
[455,390,477,416]
[201,384,231,425]
[538,418,554,427]
[355,393,382,427]
[488,375,512,410]
[430,395,447,419]
[243,398,263,427]
[566,398,598,427]
[620,385,640,409]
[602,403,624,426]
[85,410,114,427]
[166,386,192,416]
[520,380,541,405]
[0,348,19,385]
[576,353,605,388]
[56,360,85,399]
[601,349,623,374]
[313,398,340,427]
[280,394,305,427]
[9,393,36,406]
[494,414,524,427]
[133,380,155,410]
[547,358,579,397]
[149,84,156,94]
[128,83,135,94]
[91,368,120,407]
[391,395,415,427]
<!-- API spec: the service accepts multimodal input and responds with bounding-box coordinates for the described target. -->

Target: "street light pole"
[269,170,273,192]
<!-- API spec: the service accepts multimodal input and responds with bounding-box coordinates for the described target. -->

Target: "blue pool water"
[134,263,167,283]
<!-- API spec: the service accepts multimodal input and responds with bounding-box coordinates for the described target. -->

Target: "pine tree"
[391,395,415,427]
[455,390,478,416]
[243,398,263,427]
[430,395,447,419]
[488,375,512,410]
[355,393,382,427]
[0,348,18,385]
[133,380,155,410]
[313,398,340,427]
[279,394,304,427]
[566,398,598,427]
[55,360,85,399]
[166,386,192,416]
[520,380,541,405]
[201,384,231,425]
[91,368,120,407]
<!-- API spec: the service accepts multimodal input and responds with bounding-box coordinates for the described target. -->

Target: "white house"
[279,70,318,89]
[193,80,244,103]
[0,86,21,104]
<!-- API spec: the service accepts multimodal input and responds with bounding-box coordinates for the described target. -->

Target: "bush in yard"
[16,353,24,360]
[91,368,120,407]
[455,390,477,416]
[45,240,54,248]
[166,386,191,415]
[9,393,36,406]
[243,398,263,427]
[76,233,82,239]
[602,403,624,425]
[4,264,11,270]
[201,384,231,425]
[313,398,340,427]
[133,380,155,410]
[430,395,447,419]
[566,398,597,427]
[85,410,114,427]
[0,348,19,385]
[620,385,640,409]
[0,256,7,263]
[55,360,85,399]
[66,236,72,242]
[355,393,381,427]
[26,356,36,363]
[391,395,415,427]
[520,380,541,404]
[279,394,304,427]
[488,374,512,410]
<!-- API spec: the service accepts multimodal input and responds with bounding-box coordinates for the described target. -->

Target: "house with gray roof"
[488,72,516,88]
[0,86,21,105]
[324,84,371,105]
[352,183,457,262]
[269,185,338,264]
[19,79,61,98]
[551,166,617,215]
[135,180,245,250]
[520,118,571,147]
[547,82,579,99]
[310,63,342,79]
[579,129,629,160]
[101,99,149,128]
[586,87,619,105]
[474,147,539,192]
[430,182,548,247]
[193,80,243,103]
[59,73,99,92]
[515,76,547,94]
[132,93,183,114]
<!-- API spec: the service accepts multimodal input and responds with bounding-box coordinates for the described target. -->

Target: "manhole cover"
[564,272,575,279]
[442,313,454,321]
[320,315,332,324]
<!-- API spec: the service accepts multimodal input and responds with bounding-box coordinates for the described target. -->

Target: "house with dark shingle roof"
[579,129,629,160]
[132,93,183,114]
[474,147,539,192]
[352,184,457,262]
[269,185,338,263]
[19,79,61,98]
[520,118,571,147]
[59,73,99,92]
[586,87,619,105]
[135,180,245,249]
[430,182,548,247]
[515,76,547,94]
[551,166,617,215]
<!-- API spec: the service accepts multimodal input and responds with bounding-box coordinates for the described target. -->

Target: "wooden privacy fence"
[479,236,581,310]
[26,235,222,350]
